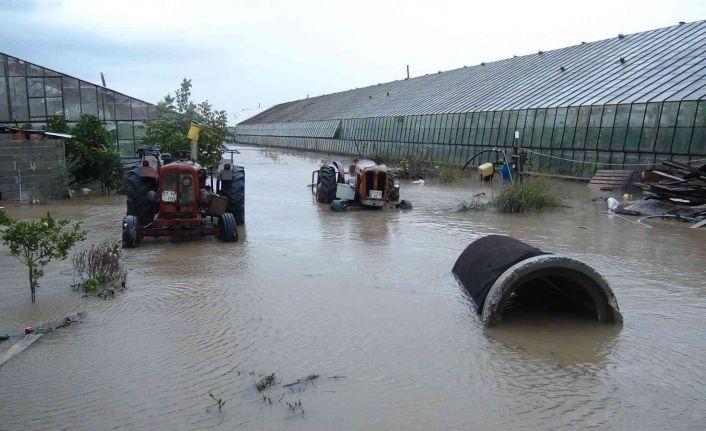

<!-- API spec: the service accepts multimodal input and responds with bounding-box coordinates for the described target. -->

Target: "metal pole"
[190,139,198,162]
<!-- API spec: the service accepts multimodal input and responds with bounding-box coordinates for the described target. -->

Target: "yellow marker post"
[187,122,204,161]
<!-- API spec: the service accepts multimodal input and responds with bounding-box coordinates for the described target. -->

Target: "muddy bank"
[0,145,705,430]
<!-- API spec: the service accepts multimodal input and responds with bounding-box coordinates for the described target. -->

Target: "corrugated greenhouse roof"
[242,20,706,125]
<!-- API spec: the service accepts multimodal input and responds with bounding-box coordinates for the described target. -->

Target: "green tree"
[142,79,228,167]
[47,115,123,193]
[0,210,86,303]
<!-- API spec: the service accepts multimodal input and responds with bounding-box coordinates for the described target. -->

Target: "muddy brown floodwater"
[1,146,705,430]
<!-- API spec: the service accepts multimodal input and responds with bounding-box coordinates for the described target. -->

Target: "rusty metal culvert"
[452,235,623,326]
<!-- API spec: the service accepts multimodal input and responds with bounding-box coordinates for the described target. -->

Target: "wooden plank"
[0,334,43,367]
[689,219,706,229]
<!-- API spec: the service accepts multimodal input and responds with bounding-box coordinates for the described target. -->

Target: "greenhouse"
[236,20,706,177]
[0,52,156,157]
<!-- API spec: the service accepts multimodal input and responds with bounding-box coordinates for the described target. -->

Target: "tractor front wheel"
[219,212,238,243]
[220,166,245,226]
[122,215,138,248]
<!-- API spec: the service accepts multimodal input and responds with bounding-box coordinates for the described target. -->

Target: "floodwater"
[1,145,705,431]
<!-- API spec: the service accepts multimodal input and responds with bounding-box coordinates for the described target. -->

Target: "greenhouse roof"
[242,20,706,124]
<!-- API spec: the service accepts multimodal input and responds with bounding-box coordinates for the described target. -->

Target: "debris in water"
[256,373,277,392]
[208,391,226,412]
[282,374,320,388]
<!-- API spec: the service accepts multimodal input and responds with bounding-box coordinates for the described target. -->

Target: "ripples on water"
[1,146,705,430]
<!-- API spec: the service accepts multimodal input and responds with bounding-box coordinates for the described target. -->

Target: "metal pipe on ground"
[452,235,622,326]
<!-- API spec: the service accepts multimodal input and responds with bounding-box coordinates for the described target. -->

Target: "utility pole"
[406,65,410,79]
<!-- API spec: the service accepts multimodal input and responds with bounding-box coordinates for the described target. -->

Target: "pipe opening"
[500,272,601,322]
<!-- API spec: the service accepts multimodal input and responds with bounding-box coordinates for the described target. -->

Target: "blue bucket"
[500,163,512,181]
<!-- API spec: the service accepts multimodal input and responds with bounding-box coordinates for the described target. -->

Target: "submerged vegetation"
[493,178,566,213]
[456,179,566,213]
[72,239,127,298]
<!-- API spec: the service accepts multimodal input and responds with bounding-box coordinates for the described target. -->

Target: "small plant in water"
[209,391,226,411]
[256,373,277,392]
[456,196,492,212]
[72,238,127,298]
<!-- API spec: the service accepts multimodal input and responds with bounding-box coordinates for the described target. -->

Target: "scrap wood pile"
[636,160,706,214]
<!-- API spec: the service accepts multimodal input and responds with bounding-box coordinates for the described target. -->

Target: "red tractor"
[122,147,245,247]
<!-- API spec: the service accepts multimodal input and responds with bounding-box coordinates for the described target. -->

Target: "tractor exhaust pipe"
[452,235,622,326]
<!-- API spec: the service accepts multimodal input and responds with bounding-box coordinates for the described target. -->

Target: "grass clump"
[492,178,566,213]
[437,165,461,184]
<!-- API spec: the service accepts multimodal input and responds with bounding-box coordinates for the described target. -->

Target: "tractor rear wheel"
[316,166,337,203]
[219,212,238,242]
[126,169,157,227]
[220,166,245,225]
[122,215,138,248]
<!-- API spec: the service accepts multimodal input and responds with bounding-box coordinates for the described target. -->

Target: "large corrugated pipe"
[452,235,622,326]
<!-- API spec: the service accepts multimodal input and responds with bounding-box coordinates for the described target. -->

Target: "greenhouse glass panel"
[29,98,45,118]
[117,121,134,139]
[643,103,661,127]
[639,127,657,152]
[624,128,641,151]
[577,106,591,127]
[115,95,131,120]
[28,78,44,97]
[0,78,8,121]
[614,104,631,127]
[132,101,148,119]
[610,127,628,151]
[554,107,567,128]
[655,127,675,153]
[694,101,706,127]
[565,107,579,127]
[676,101,697,127]
[690,128,706,154]
[585,127,599,150]
[659,102,679,127]
[80,82,98,116]
[629,104,646,127]
[7,58,25,76]
[588,106,603,127]
[601,105,616,127]
[9,77,29,121]
[45,97,63,117]
[62,77,80,121]
[27,63,43,76]
[44,77,61,97]
[672,128,692,154]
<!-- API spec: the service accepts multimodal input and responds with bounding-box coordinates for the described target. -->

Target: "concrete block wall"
[0,135,67,201]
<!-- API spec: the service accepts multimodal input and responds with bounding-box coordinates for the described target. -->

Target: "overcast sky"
[2,0,705,124]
